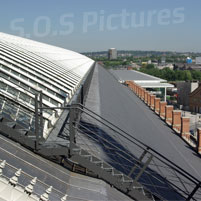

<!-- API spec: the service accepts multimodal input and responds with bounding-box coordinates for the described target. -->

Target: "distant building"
[148,60,152,64]
[161,57,166,65]
[174,63,201,71]
[196,57,201,65]
[186,57,192,64]
[108,48,117,60]
[130,62,140,70]
[110,69,174,101]
[157,63,174,70]
[141,62,148,65]
[127,66,133,70]
[177,81,199,109]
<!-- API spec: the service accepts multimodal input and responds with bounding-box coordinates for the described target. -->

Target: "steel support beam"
[187,182,201,201]
[134,154,153,182]
[35,93,39,151]
[39,91,43,139]
[129,154,153,192]
[69,103,77,156]
[128,149,148,177]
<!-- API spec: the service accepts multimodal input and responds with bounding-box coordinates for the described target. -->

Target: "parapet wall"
[125,81,201,155]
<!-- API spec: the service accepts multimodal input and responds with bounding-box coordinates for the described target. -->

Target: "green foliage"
[146,64,155,69]
[102,59,130,68]
[184,70,192,81]
[139,67,201,81]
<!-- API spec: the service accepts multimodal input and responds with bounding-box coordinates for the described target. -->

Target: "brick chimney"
[150,95,156,110]
[181,117,190,140]
[147,93,151,106]
[141,88,145,100]
[144,91,148,104]
[172,110,181,132]
[165,105,173,125]
[154,98,160,114]
[159,101,167,119]
[197,128,201,154]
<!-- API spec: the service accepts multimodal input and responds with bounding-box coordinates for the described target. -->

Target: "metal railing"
[32,100,201,200]
[69,103,201,200]
[1,61,201,200]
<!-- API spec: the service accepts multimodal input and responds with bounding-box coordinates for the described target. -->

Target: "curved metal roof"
[0,32,94,138]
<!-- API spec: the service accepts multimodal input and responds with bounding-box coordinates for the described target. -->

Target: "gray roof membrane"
[76,64,201,200]
[110,69,165,82]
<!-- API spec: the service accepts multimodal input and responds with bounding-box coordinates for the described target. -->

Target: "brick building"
[177,81,198,109]
[189,84,201,113]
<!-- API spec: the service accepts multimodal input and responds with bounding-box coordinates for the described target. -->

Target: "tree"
[139,68,195,82]
[184,70,192,81]
[146,64,155,69]
[191,70,201,80]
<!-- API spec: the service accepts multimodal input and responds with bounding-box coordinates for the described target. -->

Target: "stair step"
[71,150,155,200]
[138,187,145,194]
[4,121,16,128]
[81,154,92,157]
[16,129,29,135]
[103,167,114,173]
[144,189,155,200]
[91,156,102,163]
[80,149,90,156]
[81,155,92,160]
[103,166,113,170]
[122,175,133,183]
[100,162,112,168]
[72,148,81,154]
[113,173,124,177]
[93,160,103,164]
[123,179,133,183]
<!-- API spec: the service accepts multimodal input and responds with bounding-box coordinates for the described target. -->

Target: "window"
[29,88,37,95]
[20,74,28,81]
[19,82,29,90]
[0,71,8,79]
[38,83,46,90]
[29,79,37,85]
[0,82,7,90]
[11,70,19,76]
[50,98,59,106]
[7,86,19,97]
[10,77,19,85]
[19,92,30,103]
[1,65,10,71]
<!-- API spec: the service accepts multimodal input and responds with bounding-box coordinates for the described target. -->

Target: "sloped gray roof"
[79,64,201,200]
[87,65,201,180]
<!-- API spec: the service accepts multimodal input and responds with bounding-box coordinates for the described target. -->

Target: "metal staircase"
[70,146,155,200]
[0,100,201,200]
[0,115,37,148]
[64,104,201,200]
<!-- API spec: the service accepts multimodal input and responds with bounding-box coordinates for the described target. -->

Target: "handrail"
[73,103,200,184]
[76,124,189,199]
[32,99,201,200]
[68,103,201,200]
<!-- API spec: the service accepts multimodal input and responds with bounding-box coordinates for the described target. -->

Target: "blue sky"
[0,0,201,52]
